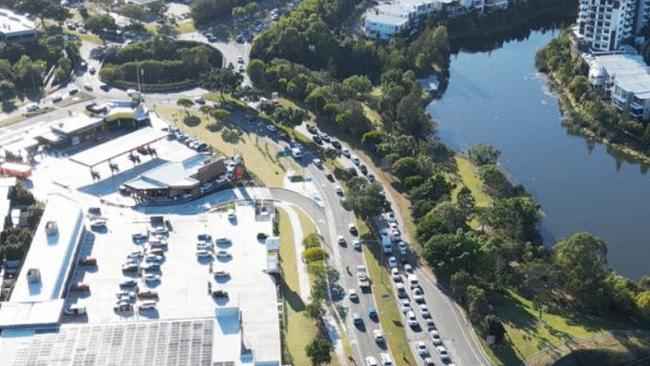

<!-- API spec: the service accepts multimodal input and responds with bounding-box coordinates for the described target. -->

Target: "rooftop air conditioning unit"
[45,221,58,236]
[27,268,41,283]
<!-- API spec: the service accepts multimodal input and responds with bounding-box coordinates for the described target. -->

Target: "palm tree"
[176,98,193,116]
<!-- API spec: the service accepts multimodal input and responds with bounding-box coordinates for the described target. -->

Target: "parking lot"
[64,202,277,326]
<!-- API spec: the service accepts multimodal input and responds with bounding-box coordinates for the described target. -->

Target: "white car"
[353,240,362,251]
[430,330,442,345]
[237,55,244,63]
[419,304,431,318]
[348,223,358,234]
[313,158,323,167]
[385,211,396,223]
[437,346,450,362]
[351,156,360,165]
[379,352,393,366]
[341,148,350,157]
[84,83,93,91]
[216,250,231,259]
[365,356,378,366]
[196,249,212,257]
[404,263,413,273]
[417,341,429,356]
[413,287,425,303]
[388,256,397,268]
[407,310,418,328]
[391,267,401,282]
[143,273,160,282]
[51,94,62,103]
[335,186,343,195]
[266,124,277,132]
[337,235,346,246]
[373,329,384,343]
[401,299,411,313]
[139,300,157,310]
[348,289,358,302]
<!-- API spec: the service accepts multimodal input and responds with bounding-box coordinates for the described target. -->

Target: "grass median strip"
[359,219,417,366]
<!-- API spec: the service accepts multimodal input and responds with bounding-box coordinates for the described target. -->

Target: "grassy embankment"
[155,103,300,187]
[278,208,340,365]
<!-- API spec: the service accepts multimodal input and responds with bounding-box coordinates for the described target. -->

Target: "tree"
[456,186,476,216]
[396,91,432,136]
[13,55,45,90]
[247,59,266,84]
[176,98,194,115]
[468,144,501,166]
[554,232,609,310]
[450,270,473,305]
[416,202,467,243]
[305,299,323,320]
[303,233,321,249]
[346,179,388,220]
[467,285,489,324]
[302,247,328,263]
[423,232,488,279]
[44,5,70,26]
[200,68,243,100]
[521,260,556,318]
[568,75,590,101]
[409,174,452,203]
[391,157,419,181]
[636,291,650,321]
[479,164,512,197]
[84,14,118,43]
[16,0,51,26]
[342,74,372,98]
[484,197,540,243]
[305,336,332,365]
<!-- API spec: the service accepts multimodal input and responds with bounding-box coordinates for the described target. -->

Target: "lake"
[427,30,650,280]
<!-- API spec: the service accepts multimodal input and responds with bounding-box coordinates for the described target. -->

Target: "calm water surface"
[427,30,650,279]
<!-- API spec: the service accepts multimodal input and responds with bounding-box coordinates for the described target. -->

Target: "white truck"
[357,265,370,289]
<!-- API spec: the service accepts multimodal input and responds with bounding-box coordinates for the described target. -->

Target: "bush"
[303,233,321,249]
[302,247,328,263]
[183,115,201,127]
[207,121,224,132]
[222,128,241,143]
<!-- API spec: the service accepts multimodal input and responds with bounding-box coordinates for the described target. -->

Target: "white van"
[407,274,419,289]
[26,103,39,112]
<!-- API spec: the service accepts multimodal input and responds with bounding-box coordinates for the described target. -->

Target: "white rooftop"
[69,126,167,167]
[124,154,211,190]
[0,194,83,328]
[0,8,34,34]
[50,114,103,135]
[365,12,410,26]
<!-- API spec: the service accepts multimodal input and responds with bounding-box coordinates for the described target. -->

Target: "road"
[216,109,392,365]
[296,123,492,366]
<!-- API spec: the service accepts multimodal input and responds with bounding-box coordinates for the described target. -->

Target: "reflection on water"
[428,30,650,279]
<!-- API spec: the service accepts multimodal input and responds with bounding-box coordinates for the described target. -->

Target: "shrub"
[302,247,328,263]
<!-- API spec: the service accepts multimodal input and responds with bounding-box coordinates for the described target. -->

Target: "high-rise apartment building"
[575,0,637,52]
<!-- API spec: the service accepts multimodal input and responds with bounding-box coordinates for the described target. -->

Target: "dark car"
[331,140,342,149]
[312,135,322,144]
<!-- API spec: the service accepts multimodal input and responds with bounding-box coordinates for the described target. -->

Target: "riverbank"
[548,74,650,166]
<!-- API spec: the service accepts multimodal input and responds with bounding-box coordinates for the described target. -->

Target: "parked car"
[122,262,138,272]
[216,238,232,247]
[90,220,107,231]
[132,232,147,242]
[139,300,157,311]
[138,290,158,299]
[71,282,89,292]
[212,289,228,298]
[143,273,161,282]
[214,270,230,278]
[216,250,231,259]
[120,279,138,288]
[114,303,134,313]
[63,304,86,316]
[196,249,212,258]
[78,257,97,265]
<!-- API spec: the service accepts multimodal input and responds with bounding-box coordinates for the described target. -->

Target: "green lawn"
[278,208,319,366]
[451,156,492,208]
[490,289,644,365]
[359,219,418,366]
[176,21,196,34]
[156,104,295,186]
